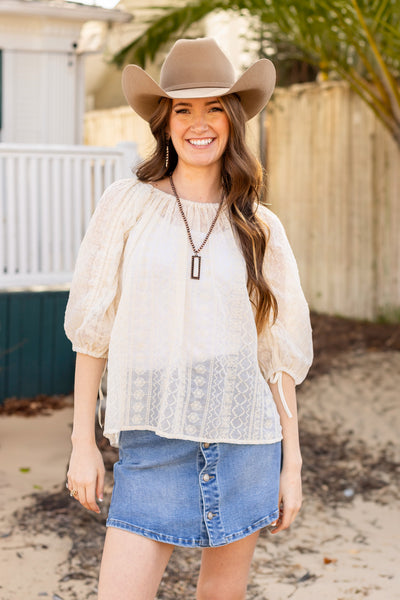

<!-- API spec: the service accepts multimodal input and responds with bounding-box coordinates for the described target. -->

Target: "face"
[168,97,230,170]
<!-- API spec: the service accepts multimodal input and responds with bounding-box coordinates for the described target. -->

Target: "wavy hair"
[136,95,277,333]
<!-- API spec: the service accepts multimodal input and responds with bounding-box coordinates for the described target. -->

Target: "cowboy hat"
[122,38,276,122]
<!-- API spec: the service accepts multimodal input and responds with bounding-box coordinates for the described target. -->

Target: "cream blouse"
[64,178,313,447]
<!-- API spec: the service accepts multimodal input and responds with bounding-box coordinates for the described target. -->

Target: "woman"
[64,38,313,600]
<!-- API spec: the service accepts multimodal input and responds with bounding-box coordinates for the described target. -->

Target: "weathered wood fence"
[84,82,400,321]
[85,107,155,160]
[267,81,400,321]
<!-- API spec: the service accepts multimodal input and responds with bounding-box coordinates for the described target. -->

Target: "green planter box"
[0,290,75,403]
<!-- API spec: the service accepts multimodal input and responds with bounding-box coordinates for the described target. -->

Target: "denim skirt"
[106,430,281,548]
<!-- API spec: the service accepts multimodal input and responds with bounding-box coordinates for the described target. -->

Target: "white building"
[0,0,131,144]
[0,2,133,400]
[0,1,135,292]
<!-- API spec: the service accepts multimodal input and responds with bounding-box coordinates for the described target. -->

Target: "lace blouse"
[64,178,313,447]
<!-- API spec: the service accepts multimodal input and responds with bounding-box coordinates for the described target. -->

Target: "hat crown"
[160,38,235,93]
[121,37,276,122]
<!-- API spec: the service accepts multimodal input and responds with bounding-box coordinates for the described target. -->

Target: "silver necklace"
[169,175,224,280]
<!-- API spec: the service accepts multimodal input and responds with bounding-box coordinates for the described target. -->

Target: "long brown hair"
[136,95,277,333]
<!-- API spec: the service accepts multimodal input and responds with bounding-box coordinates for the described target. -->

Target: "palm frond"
[111,0,400,145]
[112,1,240,68]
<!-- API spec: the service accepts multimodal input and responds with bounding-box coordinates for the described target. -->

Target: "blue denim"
[107,430,281,548]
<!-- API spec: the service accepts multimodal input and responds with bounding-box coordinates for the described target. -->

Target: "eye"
[174,108,190,114]
[209,106,224,113]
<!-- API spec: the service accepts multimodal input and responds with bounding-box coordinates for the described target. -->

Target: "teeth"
[188,138,213,146]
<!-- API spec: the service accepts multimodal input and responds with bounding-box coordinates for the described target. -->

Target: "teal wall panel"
[0,291,75,403]
[41,293,55,394]
[0,294,7,400]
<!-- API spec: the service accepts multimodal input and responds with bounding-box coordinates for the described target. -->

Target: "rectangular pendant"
[191,255,201,280]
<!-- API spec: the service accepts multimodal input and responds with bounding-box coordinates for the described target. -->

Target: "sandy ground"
[0,406,75,599]
[0,348,399,600]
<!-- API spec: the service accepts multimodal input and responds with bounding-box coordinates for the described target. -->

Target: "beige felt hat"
[122,38,276,122]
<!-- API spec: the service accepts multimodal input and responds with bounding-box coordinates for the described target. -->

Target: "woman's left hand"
[270,465,302,534]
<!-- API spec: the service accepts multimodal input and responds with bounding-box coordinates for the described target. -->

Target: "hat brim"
[122,59,276,122]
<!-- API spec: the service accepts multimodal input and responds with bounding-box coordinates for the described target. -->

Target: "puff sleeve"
[257,206,313,416]
[64,178,140,359]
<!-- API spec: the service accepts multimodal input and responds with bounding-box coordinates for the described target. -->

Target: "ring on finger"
[69,489,78,498]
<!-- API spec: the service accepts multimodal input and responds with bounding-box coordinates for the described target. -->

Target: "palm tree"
[112,0,400,147]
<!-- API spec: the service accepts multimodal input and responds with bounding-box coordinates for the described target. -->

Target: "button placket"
[199,442,225,546]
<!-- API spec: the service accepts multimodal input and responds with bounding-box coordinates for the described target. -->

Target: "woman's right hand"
[67,441,105,513]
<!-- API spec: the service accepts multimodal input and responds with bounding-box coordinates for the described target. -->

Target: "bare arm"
[67,352,107,513]
[268,373,302,534]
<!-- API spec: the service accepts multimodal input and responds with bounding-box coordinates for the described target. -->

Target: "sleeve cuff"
[72,344,109,359]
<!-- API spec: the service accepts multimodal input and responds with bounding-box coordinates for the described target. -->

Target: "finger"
[274,513,292,533]
[68,484,77,497]
[270,503,283,534]
[96,469,105,503]
[270,519,278,527]
[67,481,79,499]
[271,505,299,534]
[86,484,101,514]
[78,483,100,513]
[270,518,285,534]
[77,484,88,509]
[68,480,78,498]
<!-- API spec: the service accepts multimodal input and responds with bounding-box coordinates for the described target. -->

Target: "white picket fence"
[0,143,139,289]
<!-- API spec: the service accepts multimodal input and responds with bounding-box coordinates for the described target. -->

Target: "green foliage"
[112,0,400,146]
[112,1,231,69]
[376,306,400,324]
[113,0,399,73]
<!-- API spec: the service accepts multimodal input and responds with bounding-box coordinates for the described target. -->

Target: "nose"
[190,112,208,133]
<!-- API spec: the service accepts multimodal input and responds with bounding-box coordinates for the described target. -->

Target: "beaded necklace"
[170,175,224,280]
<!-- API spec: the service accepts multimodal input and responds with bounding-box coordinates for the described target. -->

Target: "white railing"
[0,143,139,289]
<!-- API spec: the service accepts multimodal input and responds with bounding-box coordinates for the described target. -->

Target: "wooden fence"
[85,107,155,160]
[266,81,400,321]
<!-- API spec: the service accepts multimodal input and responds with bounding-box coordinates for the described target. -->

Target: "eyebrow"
[173,100,222,108]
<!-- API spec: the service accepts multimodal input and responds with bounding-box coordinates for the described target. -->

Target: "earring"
[165,137,169,169]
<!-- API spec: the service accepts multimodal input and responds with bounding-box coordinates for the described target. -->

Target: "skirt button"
[203,443,210,449]
[207,511,214,520]
[203,473,210,482]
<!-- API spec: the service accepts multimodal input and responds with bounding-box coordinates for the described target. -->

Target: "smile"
[187,138,214,147]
